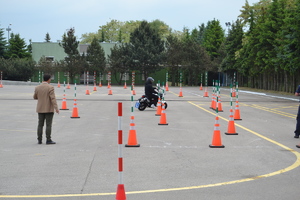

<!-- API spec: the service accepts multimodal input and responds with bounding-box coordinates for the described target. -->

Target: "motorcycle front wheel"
[163,102,168,109]
[138,102,147,111]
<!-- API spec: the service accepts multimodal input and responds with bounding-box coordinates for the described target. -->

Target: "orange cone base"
[209,130,224,148]
[209,144,225,148]
[70,108,80,118]
[0,85,3,88]
[178,92,183,97]
[86,90,90,95]
[93,87,97,91]
[158,123,168,125]
[155,107,162,116]
[125,130,140,147]
[108,90,113,95]
[225,132,238,135]
[125,143,140,147]
[60,101,69,110]
[70,116,80,118]
[203,93,209,97]
[158,123,169,125]
[212,108,223,112]
[116,184,126,200]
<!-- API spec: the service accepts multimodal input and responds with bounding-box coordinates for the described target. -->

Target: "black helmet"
[147,77,154,83]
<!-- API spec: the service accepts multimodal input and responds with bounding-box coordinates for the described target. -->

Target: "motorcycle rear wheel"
[138,102,147,111]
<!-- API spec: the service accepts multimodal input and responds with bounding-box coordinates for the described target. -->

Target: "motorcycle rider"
[145,77,158,108]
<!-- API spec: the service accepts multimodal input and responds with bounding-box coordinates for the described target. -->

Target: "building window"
[45,56,54,62]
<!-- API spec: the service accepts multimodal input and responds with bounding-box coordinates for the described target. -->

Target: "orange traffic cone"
[0,82,3,88]
[225,109,238,135]
[99,81,102,87]
[125,116,140,147]
[93,84,97,91]
[217,95,223,112]
[209,116,225,148]
[124,82,127,89]
[60,94,69,110]
[132,89,136,95]
[116,184,126,200]
[70,99,80,118]
[108,89,113,95]
[85,89,90,95]
[178,87,183,97]
[155,98,162,116]
[199,83,203,90]
[166,83,169,91]
[203,87,209,97]
[210,93,216,110]
[232,88,236,97]
[158,103,168,125]
[66,83,71,89]
[57,81,61,88]
[234,100,242,120]
[107,83,111,89]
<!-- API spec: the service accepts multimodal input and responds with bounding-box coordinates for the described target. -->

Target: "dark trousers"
[37,113,54,141]
[295,105,300,136]
[150,95,158,106]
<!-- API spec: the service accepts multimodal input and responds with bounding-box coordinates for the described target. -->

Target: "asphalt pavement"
[0,83,300,200]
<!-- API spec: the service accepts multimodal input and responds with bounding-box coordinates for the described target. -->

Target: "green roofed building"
[31,42,118,63]
[31,42,167,85]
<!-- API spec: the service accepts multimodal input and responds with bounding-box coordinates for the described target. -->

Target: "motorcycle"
[135,91,168,111]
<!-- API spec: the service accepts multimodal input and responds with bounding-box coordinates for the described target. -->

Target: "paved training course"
[0,83,300,200]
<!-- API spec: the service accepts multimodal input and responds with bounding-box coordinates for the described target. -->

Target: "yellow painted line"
[1,100,300,198]
[248,104,296,118]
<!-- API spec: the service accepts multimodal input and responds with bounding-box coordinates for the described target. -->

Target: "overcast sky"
[0,0,258,44]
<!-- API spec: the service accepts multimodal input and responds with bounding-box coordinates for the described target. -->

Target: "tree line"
[1,0,300,93]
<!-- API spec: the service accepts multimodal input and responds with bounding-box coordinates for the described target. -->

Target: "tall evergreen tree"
[202,19,225,61]
[108,43,131,84]
[129,20,165,79]
[6,33,31,59]
[222,20,244,72]
[59,28,80,83]
[86,37,106,73]
[165,34,184,86]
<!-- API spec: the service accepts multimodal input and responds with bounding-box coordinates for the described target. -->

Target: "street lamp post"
[6,24,12,41]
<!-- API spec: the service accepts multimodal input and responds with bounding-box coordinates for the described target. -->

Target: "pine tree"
[86,37,106,73]
[129,20,165,79]
[59,28,80,83]
[202,19,225,61]
[45,32,51,42]
[222,20,243,72]
[6,33,31,59]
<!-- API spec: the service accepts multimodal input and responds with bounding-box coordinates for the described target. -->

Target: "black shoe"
[296,145,300,148]
[38,140,42,144]
[46,140,56,145]
[294,135,299,138]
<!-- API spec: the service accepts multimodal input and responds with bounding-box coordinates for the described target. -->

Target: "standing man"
[33,74,59,144]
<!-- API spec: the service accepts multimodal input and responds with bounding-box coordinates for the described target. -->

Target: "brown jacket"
[33,82,58,113]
